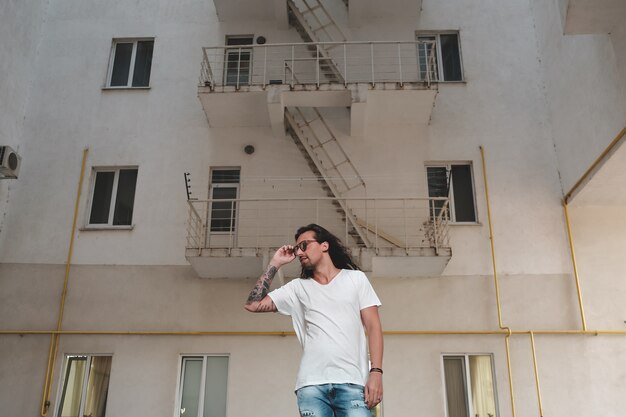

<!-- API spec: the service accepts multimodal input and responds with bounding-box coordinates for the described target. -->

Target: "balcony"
[197,41,438,134]
[185,197,452,279]
[562,0,626,34]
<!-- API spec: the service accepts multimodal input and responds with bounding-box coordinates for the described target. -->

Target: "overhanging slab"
[198,83,437,133]
[563,0,626,34]
[349,0,422,27]
[187,247,451,279]
[568,126,626,206]
[365,88,437,126]
[198,88,271,127]
[213,0,288,27]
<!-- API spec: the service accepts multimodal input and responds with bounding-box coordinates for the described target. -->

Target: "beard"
[301,263,315,278]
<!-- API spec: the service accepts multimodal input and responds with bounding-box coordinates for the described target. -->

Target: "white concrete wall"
[1,0,626,417]
[531,0,626,194]
[0,0,49,242]
[0,0,47,150]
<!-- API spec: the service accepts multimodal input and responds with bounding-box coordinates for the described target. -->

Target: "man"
[244,224,383,417]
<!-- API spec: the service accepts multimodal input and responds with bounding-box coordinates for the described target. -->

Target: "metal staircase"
[288,0,347,44]
[287,0,346,83]
[285,0,404,249]
[285,107,371,247]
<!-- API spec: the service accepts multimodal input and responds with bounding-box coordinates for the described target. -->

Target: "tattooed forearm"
[245,265,278,304]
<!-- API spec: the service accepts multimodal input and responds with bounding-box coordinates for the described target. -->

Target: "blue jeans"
[296,383,372,417]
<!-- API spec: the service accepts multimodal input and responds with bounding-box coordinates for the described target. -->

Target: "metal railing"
[200,40,439,89]
[186,197,450,254]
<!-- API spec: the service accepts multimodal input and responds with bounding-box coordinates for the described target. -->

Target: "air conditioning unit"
[0,146,21,179]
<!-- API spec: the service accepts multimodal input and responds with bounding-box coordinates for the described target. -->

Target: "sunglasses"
[293,239,318,253]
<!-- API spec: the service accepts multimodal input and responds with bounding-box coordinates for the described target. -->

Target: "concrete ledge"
[187,246,451,279]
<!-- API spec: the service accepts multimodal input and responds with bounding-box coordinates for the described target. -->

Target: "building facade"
[1,0,625,416]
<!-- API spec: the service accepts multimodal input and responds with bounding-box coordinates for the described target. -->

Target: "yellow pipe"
[2,329,626,336]
[479,145,516,417]
[563,202,588,331]
[529,332,544,417]
[504,332,516,417]
[479,146,506,330]
[563,125,626,204]
[41,148,88,417]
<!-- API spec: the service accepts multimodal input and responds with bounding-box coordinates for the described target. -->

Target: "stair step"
[345,182,364,191]
[302,5,322,14]
[329,159,349,171]
[311,138,335,149]
[313,23,333,33]
[303,117,320,125]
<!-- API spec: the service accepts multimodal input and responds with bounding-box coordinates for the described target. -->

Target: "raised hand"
[270,245,296,268]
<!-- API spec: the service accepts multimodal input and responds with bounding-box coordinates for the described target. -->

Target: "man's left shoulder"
[341,269,369,284]
[343,269,367,278]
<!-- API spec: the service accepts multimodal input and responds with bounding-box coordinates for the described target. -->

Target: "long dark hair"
[295,224,360,278]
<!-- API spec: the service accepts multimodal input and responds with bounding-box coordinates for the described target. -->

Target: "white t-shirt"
[268,269,381,390]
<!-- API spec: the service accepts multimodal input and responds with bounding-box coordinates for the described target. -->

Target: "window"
[209,168,240,233]
[416,32,463,81]
[443,355,498,417]
[88,168,138,227]
[107,39,154,87]
[224,36,253,87]
[177,356,229,417]
[57,355,112,417]
[426,163,477,223]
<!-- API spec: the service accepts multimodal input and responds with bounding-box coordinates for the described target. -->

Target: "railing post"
[287,199,292,243]
[291,45,295,88]
[237,47,242,90]
[432,199,440,255]
[201,48,207,85]
[426,41,434,87]
[397,42,403,86]
[316,199,319,224]
[403,199,407,252]
[256,204,260,251]
[263,46,267,88]
[228,199,235,253]
[374,199,379,251]
[364,198,368,243]
[370,42,375,86]
[202,202,209,254]
[316,44,320,87]
[343,43,347,86]
[345,199,349,243]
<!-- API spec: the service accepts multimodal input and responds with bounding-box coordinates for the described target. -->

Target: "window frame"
[415,31,464,82]
[440,353,499,417]
[208,167,240,235]
[425,161,478,224]
[223,35,254,87]
[85,166,138,230]
[55,353,113,417]
[105,38,154,89]
[174,354,230,417]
